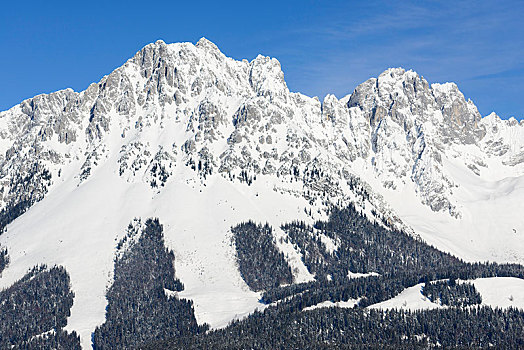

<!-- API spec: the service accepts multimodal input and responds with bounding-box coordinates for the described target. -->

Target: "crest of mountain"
[0,38,523,348]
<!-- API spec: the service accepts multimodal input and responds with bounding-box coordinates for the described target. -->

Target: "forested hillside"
[232,222,293,291]
[146,204,524,349]
[93,218,207,349]
[0,265,80,349]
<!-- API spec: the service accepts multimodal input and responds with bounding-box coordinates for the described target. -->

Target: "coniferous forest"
[0,265,81,349]
[92,218,207,349]
[0,244,8,275]
[422,279,483,307]
[232,221,293,291]
[1,206,524,349]
[146,205,524,349]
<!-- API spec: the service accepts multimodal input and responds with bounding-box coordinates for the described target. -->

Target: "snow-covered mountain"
[1,38,523,348]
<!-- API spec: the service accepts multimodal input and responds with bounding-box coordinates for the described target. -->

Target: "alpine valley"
[1,38,524,349]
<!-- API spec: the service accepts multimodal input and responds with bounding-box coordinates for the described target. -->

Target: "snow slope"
[303,298,360,311]
[368,283,442,311]
[0,162,316,347]
[471,277,524,309]
[368,277,524,311]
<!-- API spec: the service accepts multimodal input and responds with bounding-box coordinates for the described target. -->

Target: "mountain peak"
[377,67,424,84]
[347,67,430,112]
[431,81,458,92]
[379,67,416,77]
[249,54,288,97]
[195,37,222,55]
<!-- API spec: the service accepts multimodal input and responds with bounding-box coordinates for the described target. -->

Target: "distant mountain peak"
[196,36,220,51]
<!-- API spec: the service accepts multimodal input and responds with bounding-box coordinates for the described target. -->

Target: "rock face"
[1,38,524,348]
[345,69,485,215]
[1,42,522,224]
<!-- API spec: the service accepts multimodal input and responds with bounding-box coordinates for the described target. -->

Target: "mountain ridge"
[1,38,524,348]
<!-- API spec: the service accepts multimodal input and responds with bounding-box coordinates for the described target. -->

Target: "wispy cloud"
[469,67,524,81]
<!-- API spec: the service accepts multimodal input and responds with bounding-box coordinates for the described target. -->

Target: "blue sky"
[1,0,523,120]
